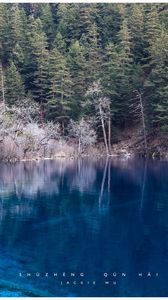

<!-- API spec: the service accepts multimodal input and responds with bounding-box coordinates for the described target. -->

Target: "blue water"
[0,158,168,297]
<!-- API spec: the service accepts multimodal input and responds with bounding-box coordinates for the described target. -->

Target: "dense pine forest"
[0,3,168,160]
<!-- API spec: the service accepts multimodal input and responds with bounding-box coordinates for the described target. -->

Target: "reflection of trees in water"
[0,161,63,199]
[139,159,168,232]
[1,202,37,221]
[0,158,168,294]
[0,158,167,224]
[0,159,97,220]
[140,159,148,211]
[69,160,96,193]
[0,160,72,220]
[0,160,97,200]
[98,158,146,212]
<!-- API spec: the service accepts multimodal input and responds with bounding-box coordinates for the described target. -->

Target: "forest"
[0,3,168,160]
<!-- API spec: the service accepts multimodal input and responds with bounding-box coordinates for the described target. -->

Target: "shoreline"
[0,152,167,164]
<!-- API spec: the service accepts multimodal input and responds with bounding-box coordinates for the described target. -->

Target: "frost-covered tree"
[68,118,96,154]
[11,98,40,124]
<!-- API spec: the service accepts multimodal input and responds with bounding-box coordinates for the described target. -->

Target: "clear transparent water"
[0,158,168,297]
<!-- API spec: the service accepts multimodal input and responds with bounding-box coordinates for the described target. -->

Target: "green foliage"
[0,3,167,138]
[39,4,55,44]
[47,47,72,122]
[144,21,168,133]
[129,4,145,63]
[5,62,25,105]
[68,40,87,116]
[24,17,49,103]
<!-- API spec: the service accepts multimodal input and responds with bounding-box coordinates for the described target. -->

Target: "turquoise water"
[0,158,168,296]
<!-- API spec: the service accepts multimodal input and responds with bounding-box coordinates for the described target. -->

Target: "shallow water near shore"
[0,158,168,297]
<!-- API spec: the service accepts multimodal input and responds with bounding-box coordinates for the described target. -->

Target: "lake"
[0,158,168,297]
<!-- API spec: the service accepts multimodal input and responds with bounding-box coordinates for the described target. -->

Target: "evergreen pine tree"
[77,4,93,37]
[143,5,161,69]
[68,40,87,115]
[5,62,25,105]
[0,3,167,145]
[47,47,72,125]
[0,4,12,64]
[52,32,66,53]
[40,4,55,45]
[87,22,101,83]
[117,18,134,126]
[24,17,49,103]
[144,25,168,133]
[129,4,145,63]
[101,42,120,107]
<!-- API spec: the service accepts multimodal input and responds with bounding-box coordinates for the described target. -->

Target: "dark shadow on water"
[0,158,168,296]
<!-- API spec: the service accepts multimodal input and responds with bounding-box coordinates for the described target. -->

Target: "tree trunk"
[0,63,6,111]
[78,137,81,155]
[62,121,65,135]
[137,90,148,154]
[99,104,109,156]
[108,116,111,154]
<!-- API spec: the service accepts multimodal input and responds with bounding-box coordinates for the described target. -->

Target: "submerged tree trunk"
[99,103,109,156]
